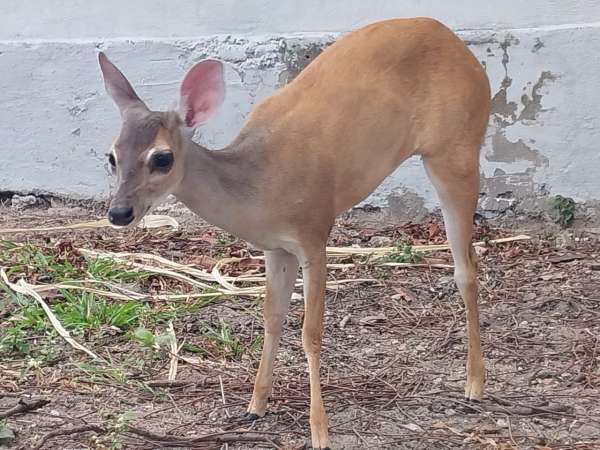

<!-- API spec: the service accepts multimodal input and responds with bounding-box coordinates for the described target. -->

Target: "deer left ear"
[98,52,146,115]
[179,59,225,128]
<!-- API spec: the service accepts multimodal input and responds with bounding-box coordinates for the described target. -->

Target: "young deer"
[99,17,490,449]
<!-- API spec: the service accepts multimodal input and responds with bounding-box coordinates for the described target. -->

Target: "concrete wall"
[2,1,600,219]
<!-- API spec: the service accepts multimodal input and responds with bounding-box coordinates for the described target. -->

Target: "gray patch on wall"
[278,39,334,85]
[488,69,556,170]
[488,132,548,167]
[489,35,520,126]
[387,186,429,223]
[478,169,542,217]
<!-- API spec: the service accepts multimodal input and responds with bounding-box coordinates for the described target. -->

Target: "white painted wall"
[1,1,600,216]
[3,1,598,38]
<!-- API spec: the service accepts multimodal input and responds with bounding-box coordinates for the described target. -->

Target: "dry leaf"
[138,215,179,230]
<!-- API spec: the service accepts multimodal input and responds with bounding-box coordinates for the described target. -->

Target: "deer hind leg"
[423,149,485,401]
[246,249,298,418]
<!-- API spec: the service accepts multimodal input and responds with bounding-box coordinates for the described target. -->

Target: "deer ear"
[98,52,145,114]
[179,60,225,128]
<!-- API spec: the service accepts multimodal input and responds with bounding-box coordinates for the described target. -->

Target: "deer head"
[98,52,225,226]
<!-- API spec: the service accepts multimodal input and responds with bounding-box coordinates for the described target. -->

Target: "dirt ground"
[1,206,599,450]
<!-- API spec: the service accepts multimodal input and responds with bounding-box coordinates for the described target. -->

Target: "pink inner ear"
[180,60,225,128]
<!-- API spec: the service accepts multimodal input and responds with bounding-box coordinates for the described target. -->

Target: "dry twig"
[33,423,280,450]
[0,398,50,419]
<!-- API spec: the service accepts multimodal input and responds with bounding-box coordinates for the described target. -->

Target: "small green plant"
[132,325,178,348]
[202,320,243,358]
[0,296,46,356]
[248,334,264,356]
[0,420,15,446]
[0,293,62,359]
[383,239,423,264]
[550,195,576,227]
[0,327,31,356]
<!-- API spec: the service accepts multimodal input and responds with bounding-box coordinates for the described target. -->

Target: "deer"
[98,17,490,449]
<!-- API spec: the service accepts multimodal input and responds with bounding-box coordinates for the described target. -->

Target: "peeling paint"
[172,36,337,88]
[499,35,519,69]
[489,38,557,128]
[278,39,333,84]
[518,71,558,122]
[387,186,429,223]
[488,131,549,167]
[479,169,537,215]
[462,32,570,220]
[175,37,285,71]
[490,35,520,125]
[532,38,544,53]
[490,76,518,124]
[487,37,557,171]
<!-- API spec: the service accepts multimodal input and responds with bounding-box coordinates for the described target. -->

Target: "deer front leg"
[300,247,331,450]
[246,249,298,419]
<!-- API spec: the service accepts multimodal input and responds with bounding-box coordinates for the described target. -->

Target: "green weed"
[0,241,79,281]
[131,326,174,350]
[0,327,31,356]
[382,239,423,264]
[52,291,143,331]
[550,195,576,227]
[248,334,264,356]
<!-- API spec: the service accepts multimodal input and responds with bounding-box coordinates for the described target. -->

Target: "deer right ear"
[98,52,145,114]
[179,60,225,128]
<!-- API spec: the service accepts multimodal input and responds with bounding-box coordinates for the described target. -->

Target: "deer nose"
[108,207,134,226]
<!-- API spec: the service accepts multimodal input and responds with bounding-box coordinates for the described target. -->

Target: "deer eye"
[106,153,116,174]
[151,151,173,173]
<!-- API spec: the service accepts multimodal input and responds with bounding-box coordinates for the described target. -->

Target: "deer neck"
[173,132,263,234]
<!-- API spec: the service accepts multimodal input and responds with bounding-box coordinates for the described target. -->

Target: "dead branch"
[0,398,50,419]
[33,424,105,450]
[34,423,280,450]
[487,394,574,416]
